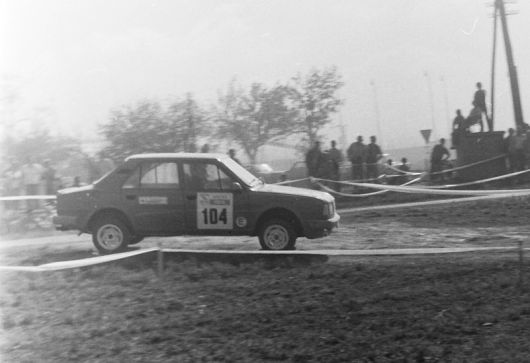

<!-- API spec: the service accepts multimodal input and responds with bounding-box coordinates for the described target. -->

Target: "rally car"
[53,153,340,254]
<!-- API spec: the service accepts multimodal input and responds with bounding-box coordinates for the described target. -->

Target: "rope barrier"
[423,169,530,189]
[430,154,506,175]
[314,176,425,198]
[0,248,160,272]
[343,181,530,196]
[0,195,56,201]
[383,164,423,176]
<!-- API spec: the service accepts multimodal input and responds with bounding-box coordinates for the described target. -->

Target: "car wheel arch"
[254,207,303,237]
[87,208,134,234]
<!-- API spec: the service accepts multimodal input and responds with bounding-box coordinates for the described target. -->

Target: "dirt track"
[2,195,530,361]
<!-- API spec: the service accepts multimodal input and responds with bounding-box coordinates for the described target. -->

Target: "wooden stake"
[517,240,524,291]
[157,247,164,279]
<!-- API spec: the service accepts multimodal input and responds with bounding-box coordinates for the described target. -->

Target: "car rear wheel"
[92,217,130,254]
[258,218,296,250]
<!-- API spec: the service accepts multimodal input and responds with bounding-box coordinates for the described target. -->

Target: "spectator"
[327,140,344,190]
[474,82,491,131]
[305,141,323,177]
[397,157,410,185]
[451,109,465,148]
[430,138,450,183]
[366,136,383,180]
[201,144,210,153]
[465,101,484,133]
[347,136,366,180]
[228,149,242,165]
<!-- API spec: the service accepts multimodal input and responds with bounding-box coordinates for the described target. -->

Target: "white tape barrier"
[0,195,56,201]
[345,180,530,196]
[383,164,423,176]
[424,169,530,189]
[430,154,506,175]
[1,245,524,272]
[0,247,160,272]
[338,192,530,214]
[315,176,424,198]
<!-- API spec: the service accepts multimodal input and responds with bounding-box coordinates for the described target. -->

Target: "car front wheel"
[258,218,297,250]
[92,217,130,254]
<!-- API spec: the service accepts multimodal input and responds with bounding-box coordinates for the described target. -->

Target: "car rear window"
[123,162,180,189]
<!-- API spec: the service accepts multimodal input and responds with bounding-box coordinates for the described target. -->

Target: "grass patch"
[2,253,530,362]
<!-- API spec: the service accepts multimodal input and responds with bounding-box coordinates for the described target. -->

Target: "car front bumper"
[304,212,340,239]
[52,215,79,231]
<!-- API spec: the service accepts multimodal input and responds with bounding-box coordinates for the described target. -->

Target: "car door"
[121,160,185,234]
[182,160,250,234]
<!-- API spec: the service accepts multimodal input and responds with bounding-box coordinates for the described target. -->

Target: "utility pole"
[496,0,525,130]
[490,4,498,129]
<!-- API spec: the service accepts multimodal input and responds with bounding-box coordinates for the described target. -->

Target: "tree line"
[100,66,343,164]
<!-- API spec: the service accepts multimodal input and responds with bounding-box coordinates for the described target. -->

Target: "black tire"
[258,218,297,250]
[92,216,131,254]
[128,236,144,245]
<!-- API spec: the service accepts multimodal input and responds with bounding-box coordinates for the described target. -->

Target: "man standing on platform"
[474,82,491,132]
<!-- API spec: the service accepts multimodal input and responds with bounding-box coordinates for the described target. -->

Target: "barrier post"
[517,240,524,292]
[157,247,164,279]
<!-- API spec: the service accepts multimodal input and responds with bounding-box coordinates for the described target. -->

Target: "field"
[2,194,530,361]
[1,253,530,362]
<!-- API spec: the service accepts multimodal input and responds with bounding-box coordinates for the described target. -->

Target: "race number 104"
[201,208,228,225]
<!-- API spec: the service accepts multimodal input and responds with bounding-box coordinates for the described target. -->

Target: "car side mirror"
[232,182,243,192]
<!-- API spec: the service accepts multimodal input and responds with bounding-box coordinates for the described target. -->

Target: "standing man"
[305,141,323,177]
[430,138,450,183]
[397,157,410,185]
[347,136,366,180]
[451,109,466,148]
[365,136,383,180]
[327,140,344,190]
[474,82,491,132]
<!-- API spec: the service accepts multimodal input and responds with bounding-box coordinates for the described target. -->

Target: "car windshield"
[223,158,263,187]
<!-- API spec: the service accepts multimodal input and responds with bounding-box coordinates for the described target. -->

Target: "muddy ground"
[1,194,530,361]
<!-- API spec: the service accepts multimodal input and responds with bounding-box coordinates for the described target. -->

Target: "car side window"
[184,162,235,190]
[123,162,180,189]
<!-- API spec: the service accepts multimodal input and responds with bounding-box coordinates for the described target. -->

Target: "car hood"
[254,183,334,203]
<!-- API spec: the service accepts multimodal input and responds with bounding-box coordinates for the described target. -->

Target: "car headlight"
[322,202,334,218]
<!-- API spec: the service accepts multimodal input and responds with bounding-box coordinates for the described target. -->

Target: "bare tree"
[289,66,344,145]
[216,81,298,164]
[167,93,209,152]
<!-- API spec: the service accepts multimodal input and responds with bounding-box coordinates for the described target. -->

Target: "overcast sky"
[1,0,529,151]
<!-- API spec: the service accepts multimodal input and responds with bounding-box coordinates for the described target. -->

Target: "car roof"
[125,152,230,161]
